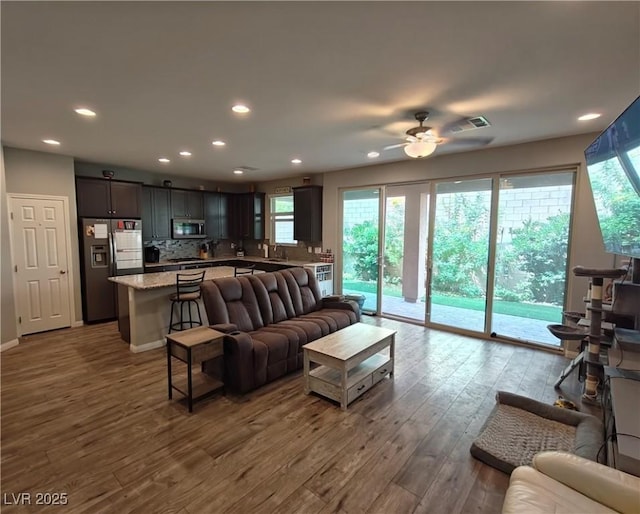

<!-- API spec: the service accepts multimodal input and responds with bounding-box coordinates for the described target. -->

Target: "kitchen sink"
[266,258,285,262]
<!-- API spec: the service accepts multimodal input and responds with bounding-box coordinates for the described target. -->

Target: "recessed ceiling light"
[212,140,226,146]
[232,104,250,114]
[42,139,60,145]
[233,169,244,175]
[367,151,380,159]
[158,158,170,163]
[74,107,96,117]
[578,113,601,121]
[291,158,302,165]
[179,151,192,157]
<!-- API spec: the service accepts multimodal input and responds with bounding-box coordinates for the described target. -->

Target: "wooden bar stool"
[168,271,206,333]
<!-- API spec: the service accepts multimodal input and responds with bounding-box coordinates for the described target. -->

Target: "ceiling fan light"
[404,140,437,158]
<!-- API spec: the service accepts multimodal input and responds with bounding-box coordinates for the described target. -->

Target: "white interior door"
[9,196,72,335]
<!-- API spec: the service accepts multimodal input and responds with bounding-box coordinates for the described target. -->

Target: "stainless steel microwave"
[172,218,206,239]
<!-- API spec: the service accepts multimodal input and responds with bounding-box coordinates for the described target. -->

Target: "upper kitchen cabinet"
[293,185,322,242]
[204,192,230,240]
[141,186,171,240]
[230,192,265,240]
[171,189,204,219]
[76,177,142,218]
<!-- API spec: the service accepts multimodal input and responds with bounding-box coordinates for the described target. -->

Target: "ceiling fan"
[382,110,493,158]
[383,111,442,158]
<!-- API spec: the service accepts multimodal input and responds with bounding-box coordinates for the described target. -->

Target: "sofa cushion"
[249,272,296,324]
[503,466,616,514]
[249,330,297,387]
[282,268,322,315]
[201,277,264,332]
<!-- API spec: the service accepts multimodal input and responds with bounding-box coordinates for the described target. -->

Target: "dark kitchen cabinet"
[76,177,142,218]
[205,192,230,240]
[142,186,171,240]
[293,185,322,242]
[230,192,265,240]
[171,189,204,219]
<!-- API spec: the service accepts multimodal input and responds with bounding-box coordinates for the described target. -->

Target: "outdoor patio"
[344,289,561,347]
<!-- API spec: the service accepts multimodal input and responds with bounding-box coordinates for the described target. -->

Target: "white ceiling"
[2,1,639,183]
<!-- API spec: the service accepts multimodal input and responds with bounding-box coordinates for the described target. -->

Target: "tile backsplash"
[144,239,328,262]
[144,239,236,260]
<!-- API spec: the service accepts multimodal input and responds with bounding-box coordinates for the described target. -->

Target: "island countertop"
[109,266,243,290]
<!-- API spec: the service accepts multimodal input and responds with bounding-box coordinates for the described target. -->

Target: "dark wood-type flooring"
[1,318,597,513]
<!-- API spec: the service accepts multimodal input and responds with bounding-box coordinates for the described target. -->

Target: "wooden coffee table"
[303,323,396,410]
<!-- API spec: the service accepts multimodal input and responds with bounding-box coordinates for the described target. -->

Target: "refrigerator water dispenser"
[91,245,108,268]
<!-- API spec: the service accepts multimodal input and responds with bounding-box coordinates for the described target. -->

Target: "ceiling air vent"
[448,116,491,133]
[468,116,491,128]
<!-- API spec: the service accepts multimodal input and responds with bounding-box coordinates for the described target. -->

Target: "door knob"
[60,270,67,274]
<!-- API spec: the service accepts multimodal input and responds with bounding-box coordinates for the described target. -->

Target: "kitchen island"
[109,266,242,352]
[109,257,332,352]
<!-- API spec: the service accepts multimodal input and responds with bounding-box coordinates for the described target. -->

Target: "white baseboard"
[72,320,84,328]
[0,339,19,352]
[130,339,165,353]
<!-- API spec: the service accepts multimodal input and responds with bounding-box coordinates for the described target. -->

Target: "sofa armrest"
[533,451,640,514]
[209,323,238,334]
[221,331,255,394]
[321,299,361,321]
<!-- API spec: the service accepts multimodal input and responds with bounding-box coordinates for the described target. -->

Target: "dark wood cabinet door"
[236,193,265,240]
[76,177,111,217]
[293,185,322,242]
[219,193,230,240]
[226,193,264,241]
[171,190,203,218]
[205,192,221,239]
[153,188,171,239]
[188,191,204,219]
[170,190,188,218]
[205,192,231,240]
[110,181,141,218]
[142,186,171,239]
[251,192,265,240]
[141,187,153,240]
[227,194,241,240]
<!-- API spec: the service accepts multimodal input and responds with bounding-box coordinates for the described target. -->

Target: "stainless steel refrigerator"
[80,218,143,322]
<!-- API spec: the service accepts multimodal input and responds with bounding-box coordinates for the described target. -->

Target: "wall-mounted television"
[584,96,640,259]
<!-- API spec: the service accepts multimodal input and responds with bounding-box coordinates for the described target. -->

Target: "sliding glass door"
[491,172,574,345]
[380,183,430,322]
[341,188,383,313]
[338,170,575,347]
[428,179,493,332]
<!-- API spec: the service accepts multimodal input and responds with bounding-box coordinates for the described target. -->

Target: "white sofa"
[502,451,640,514]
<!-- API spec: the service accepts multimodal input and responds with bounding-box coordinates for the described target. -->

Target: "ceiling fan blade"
[383,143,407,151]
[442,136,494,147]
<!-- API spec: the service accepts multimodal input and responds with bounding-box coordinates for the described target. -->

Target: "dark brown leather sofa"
[200,267,360,393]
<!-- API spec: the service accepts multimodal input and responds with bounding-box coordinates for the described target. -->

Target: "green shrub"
[510,213,569,305]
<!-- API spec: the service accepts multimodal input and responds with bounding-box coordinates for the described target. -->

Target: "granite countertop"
[110,257,332,291]
[109,266,239,290]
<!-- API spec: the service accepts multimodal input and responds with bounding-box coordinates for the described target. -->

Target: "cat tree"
[551,266,627,399]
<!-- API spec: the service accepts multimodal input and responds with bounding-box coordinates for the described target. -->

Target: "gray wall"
[1,149,18,344]
[322,133,614,314]
[2,146,83,333]
[75,160,247,192]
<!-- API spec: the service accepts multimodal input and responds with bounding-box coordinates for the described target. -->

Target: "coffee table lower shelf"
[308,353,393,408]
